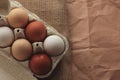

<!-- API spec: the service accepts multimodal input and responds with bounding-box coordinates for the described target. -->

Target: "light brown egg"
[11,39,32,61]
[7,8,28,28]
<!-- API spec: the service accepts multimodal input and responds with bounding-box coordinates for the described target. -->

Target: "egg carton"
[0,0,69,79]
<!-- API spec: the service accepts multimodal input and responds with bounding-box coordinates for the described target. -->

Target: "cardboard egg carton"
[0,0,69,79]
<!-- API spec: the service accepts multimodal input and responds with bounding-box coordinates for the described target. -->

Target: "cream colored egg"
[7,8,28,28]
[0,27,14,47]
[12,39,32,61]
[44,35,65,56]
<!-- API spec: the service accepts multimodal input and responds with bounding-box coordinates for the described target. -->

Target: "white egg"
[44,35,65,56]
[0,27,14,47]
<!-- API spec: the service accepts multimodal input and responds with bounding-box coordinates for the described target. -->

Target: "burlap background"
[16,0,68,36]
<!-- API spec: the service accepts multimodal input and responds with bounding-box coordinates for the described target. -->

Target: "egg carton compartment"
[0,0,69,79]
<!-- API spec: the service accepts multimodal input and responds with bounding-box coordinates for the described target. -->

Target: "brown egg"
[29,54,52,75]
[25,21,47,42]
[11,39,32,61]
[7,8,28,28]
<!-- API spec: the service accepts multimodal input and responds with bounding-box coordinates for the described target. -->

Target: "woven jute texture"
[16,0,68,36]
